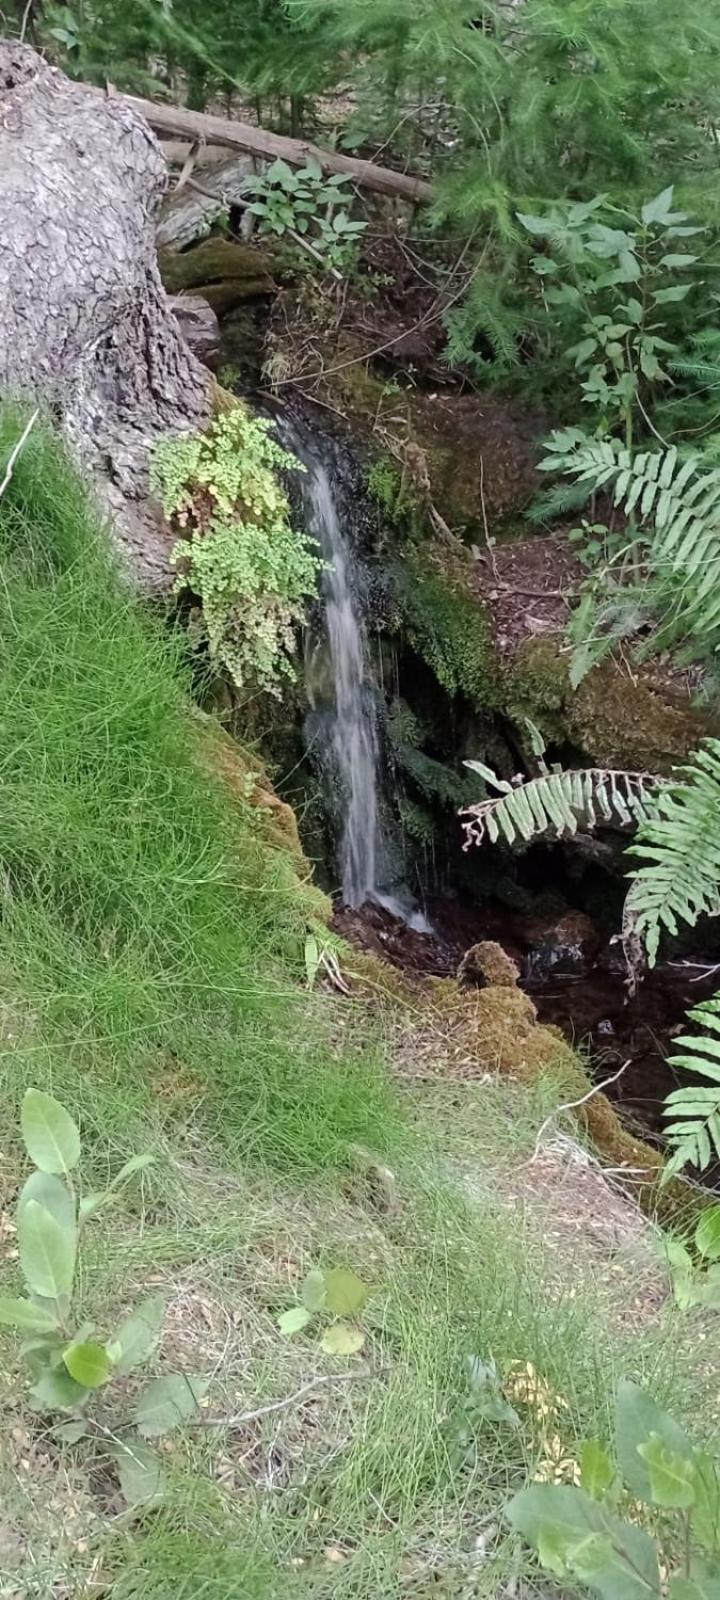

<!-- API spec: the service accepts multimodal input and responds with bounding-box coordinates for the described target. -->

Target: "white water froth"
[291,428,430,930]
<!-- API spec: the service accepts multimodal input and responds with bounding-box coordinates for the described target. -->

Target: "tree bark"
[0,44,211,590]
[120,95,434,206]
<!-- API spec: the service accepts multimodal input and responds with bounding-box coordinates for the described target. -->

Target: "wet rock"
[456,940,520,991]
[523,911,601,982]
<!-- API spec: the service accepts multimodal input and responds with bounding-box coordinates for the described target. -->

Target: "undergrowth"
[0,403,399,1177]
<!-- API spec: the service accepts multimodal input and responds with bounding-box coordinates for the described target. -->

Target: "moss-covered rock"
[393,541,715,771]
[159,239,274,315]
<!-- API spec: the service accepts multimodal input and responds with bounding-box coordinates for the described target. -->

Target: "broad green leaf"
[0,1296,59,1331]
[642,186,676,225]
[615,1382,693,1501]
[530,255,558,275]
[695,1266,720,1308]
[671,1567,720,1599]
[110,1295,166,1375]
[19,1200,75,1299]
[696,1207,720,1261]
[110,1439,165,1507]
[277,1305,312,1336]
[21,1089,80,1174]
[660,254,698,268]
[301,1268,327,1313]
[320,1322,365,1355]
[638,1434,697,1507]
[507,1484,660,1599]
[19,1170,75,1234]
[29,1367,86,1412]
[691,1452,720,1552]
[135,1375,208,1438]
[53,1419,89,1443]
[653,285,692,304]
[63,1341,110,1389]
[323,1269,370,1317]
[581,1440,615,1500]
[517,212,553,236]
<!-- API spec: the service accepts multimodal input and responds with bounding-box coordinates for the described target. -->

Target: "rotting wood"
[118,94,434,205]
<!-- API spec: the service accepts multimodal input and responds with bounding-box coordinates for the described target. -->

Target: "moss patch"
[159,238,274,315]
[394,544,504,708]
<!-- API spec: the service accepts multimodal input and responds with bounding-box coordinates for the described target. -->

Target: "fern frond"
[663,993,720,1179]
[542,435,720,655]
[461,764,658,850]
[624,738,720,964]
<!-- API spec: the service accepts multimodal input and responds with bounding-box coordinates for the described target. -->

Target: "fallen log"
[120,94,434,206]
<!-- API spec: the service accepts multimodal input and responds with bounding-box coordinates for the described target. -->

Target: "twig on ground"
[196,1369,381,1430]
[0,409,38,502]
[530,1061,630,1163]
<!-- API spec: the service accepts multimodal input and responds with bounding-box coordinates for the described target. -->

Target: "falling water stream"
[285,421,428,925]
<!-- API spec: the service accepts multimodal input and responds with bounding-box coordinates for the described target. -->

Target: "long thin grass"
[0,403,400,1175]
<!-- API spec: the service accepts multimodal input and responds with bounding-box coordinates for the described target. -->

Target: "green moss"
[394,546,504,709]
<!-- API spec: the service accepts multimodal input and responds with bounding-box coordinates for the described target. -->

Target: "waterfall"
[292,430,383,907]
[283,419,431,929]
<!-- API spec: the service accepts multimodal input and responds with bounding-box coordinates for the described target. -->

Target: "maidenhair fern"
[624,739,720,964]
[542,432,720,657]
[663,994,720,1180]
[461,762,657,849]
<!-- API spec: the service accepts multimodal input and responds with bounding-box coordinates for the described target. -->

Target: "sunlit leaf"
[63,1341,110,1389]
[19,1201,75,1299]
[277,1305,312,1336]
[135,1375,208,1437]
[21,1089,80,1174]
[320,1322,365,1355]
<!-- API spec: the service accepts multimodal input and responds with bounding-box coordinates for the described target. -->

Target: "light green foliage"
[508,1381,720,1598]
[660,998,720,1181]
[541,434,720,673]
[367,458,403,517]
[244,157,367,271]
[462,760,657,849]
[0,1088,206,1506]
[520,188,705,440]
[624,740,720,965]
[666,1205,720,1306]
[277,1264,371,1354]
[151,408,320,695]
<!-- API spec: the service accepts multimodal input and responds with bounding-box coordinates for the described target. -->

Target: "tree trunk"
[0,44,211,591]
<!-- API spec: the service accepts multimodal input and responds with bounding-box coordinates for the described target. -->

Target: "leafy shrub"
[243,156,367,271]
[508,1380,720,1598]
[151,408,321,694]
[1,1089,205,1507]
[666,1204,720,1307]
[277,1265,371,1354]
